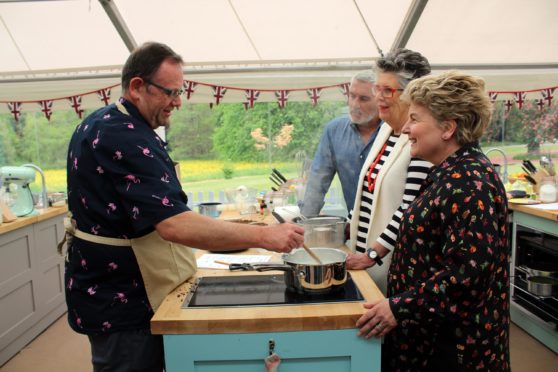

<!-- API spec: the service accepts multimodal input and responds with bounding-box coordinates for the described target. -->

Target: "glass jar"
[538,177,557,203]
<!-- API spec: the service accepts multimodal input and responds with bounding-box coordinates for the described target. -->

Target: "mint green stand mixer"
[0,166,39,217]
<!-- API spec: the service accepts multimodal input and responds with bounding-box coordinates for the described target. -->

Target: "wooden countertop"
[0,205,67,235]
[151,249,384,335]
[509,203,558,221]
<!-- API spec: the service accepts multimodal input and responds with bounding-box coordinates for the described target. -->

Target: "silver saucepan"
[524,262,558,278]
[230,248,347,294]
[527,276,558,297]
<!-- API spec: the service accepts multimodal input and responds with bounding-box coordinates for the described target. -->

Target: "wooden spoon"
[302,243,322,264]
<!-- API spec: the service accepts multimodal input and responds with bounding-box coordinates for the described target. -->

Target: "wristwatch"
[366,248,383,266]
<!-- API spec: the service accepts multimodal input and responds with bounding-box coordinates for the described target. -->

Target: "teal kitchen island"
[151,249,384,372]
[509,203,558,354]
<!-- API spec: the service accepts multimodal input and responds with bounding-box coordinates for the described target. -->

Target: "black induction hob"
[182,273,364,308]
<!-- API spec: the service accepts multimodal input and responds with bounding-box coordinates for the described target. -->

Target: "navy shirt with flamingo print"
[65,98,190,335]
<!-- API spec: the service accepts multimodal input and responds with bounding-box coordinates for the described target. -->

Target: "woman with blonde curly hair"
[355,71,510,371]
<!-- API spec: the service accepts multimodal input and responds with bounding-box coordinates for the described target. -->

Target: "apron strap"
[58,212,132,257]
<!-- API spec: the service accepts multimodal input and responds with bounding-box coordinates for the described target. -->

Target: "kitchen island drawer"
[163,328,379,372]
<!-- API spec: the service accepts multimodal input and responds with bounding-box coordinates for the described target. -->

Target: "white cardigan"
[349,124,412,294]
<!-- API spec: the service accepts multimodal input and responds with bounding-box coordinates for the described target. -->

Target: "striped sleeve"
[377,158,432,250]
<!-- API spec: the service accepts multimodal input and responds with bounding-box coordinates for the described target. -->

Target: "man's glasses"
[372,85,404,98]
[145,79,184,98]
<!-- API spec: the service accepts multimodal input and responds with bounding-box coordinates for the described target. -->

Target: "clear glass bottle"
[538,177,557,203]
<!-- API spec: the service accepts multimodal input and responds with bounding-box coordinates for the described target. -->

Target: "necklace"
[367,143,388,193]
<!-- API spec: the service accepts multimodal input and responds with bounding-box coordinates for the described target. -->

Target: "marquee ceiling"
[1,0,558,112]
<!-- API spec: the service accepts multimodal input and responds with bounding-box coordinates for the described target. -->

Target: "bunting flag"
[1,80,557,116]
[212,86,227,105]
[97,88,111,106]
[183,80,198,100]
[513,92,526,109]
[8,102,22,122]
[244,89,260,109]
[68,95,84,119]
[536,99,546,111]
[504,99,514,113]
[38,100,53,120]
[541,88,555,107]
[275,90,289,109]
[339,83,350,98]
[307,88,322,106]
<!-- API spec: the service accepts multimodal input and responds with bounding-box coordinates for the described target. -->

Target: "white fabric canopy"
[1,0,557,113]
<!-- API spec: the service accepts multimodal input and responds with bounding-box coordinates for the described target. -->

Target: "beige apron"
[58,102,197,312]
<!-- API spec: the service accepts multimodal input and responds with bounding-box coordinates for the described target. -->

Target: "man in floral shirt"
[65,42,303,371]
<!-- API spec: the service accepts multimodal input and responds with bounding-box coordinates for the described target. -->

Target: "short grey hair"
[375,48,431,89]
[351,69,376,85]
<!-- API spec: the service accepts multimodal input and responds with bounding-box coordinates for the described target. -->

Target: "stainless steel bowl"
[197,202,222,218]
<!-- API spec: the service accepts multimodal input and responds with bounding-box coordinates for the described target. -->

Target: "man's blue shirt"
[301,116,381,216]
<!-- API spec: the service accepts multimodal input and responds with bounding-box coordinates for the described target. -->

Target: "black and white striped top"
[355,134,431,253]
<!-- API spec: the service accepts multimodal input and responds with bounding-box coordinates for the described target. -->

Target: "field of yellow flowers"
[42,160,299,193]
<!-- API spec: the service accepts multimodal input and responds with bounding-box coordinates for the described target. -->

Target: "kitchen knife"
[270,172,284,185]
[521,165,533,176]
[272,168,288,183]
[269,176,281,187]
[523,160,537,173]
[524,174,537,185]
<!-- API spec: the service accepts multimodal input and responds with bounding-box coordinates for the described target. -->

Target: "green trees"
[0,110,78,168]
[2,98,554,169]
[211,101,344,162]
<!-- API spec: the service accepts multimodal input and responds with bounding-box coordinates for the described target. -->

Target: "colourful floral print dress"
[385,143,510,371]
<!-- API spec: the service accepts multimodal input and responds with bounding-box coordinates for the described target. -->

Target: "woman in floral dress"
[355,71,510,371]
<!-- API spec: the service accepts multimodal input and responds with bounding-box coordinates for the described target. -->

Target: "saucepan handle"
[253,264,293,273]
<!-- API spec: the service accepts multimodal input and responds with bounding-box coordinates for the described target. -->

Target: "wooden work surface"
[509,203,558,221]
[0,205,67,235]
[151,251,383,335]
[151,209,384,335]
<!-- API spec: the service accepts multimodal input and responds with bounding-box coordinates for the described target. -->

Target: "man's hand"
[262,223,305,253]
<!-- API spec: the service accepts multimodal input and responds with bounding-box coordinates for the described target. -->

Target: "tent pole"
[99,0,137,52]
[390,0,429,51]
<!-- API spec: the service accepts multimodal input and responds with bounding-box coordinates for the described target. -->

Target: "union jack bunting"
[541,88,555,107]
[275,90,289,109]
[307,88,322,106]
[38,100,53,120]
[97,88,111,106]
[7,102,22,122]
[504,99,514,113]
[183,80,198,100]
[339,83,350,98]
[513,92,526,109]
[536,99,546,111]
[68,95,84,118]
[212,86,227,105]
[244,90,260,109]
[488,92,498,104]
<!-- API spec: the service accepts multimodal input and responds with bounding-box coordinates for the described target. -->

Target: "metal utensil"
[540,156,556,176]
